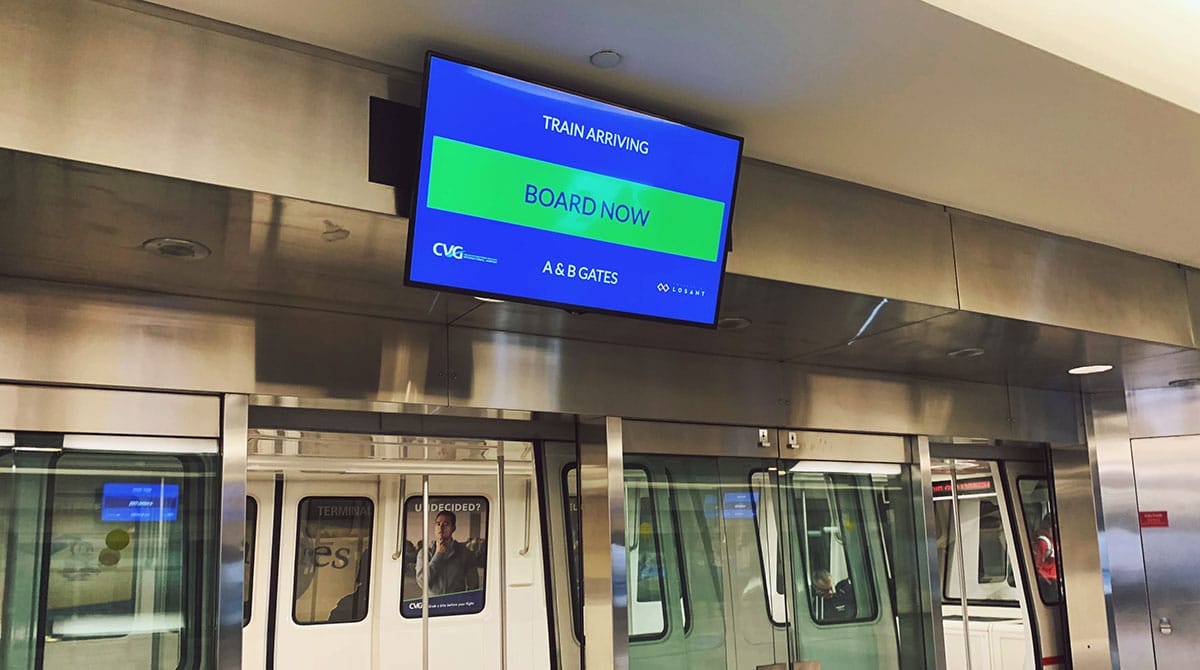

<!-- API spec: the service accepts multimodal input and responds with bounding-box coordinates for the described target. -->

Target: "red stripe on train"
[1042,656,1066,666]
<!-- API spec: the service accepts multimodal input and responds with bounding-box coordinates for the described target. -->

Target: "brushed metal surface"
[917,438,949,670]
[1131,435,1200,669]
[0,278,256,393]
[0,0,395,213]
[728,160,958,308]
[217,395,248,669]
[1083,391,1155,669]
[449,273,951,363]
[1127,385,1200,439]
[952,210,1194,347]
[777,429,908,462]
[447,326,788,427]
[621,421,767,459]
[782,364,1081,443]
[0,383,219,437]
[253,306,448,405]
[798,307,1183,393]
[578,417,628,670]
[1189,267,1200,345]
[1051,444,1114,670]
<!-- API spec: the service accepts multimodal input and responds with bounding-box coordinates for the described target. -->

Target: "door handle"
[1159,617,1173,635]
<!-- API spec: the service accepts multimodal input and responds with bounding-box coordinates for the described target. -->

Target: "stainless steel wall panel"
[1126,385,1200,439]
[621,421,766,459]
[1051,443,1118,670]
[0,278,256,393]
[447,327,788,427]
[0,0,396,214]
[253,306,448,405]
[578,417,628,670]
[0,383,219,437]
[782,364,1080,442]
[217,394,248,669]
[1188,267,1200,344]
[728,160,959,308]
[952,210,1194,347]
[1130,435,1200,668]
[779,429,908,462]
[1083,391,1155,669]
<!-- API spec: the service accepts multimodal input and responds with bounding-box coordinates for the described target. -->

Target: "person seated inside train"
[812,569,857,623]
[416,511,480,595]
[1032,513,1059,589]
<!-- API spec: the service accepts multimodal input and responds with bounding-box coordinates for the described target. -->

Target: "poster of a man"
[401,496,488,618]
[417,510,480,595]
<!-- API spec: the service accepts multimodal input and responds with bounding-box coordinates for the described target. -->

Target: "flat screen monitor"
[406,53,743,326]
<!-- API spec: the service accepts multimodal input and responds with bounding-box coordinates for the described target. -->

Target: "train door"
[930,449,1067,670]
[0,386,226,670]
[242,430,550,670]
[541,423,928,670]
[243,476,274,669]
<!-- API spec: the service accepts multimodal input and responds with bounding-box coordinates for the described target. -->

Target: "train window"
[663,470,693,634]
[941,496,1021,605]
[293,497,374,625]
[749,471,788,626]
[0,449,220,669]
[1017,478,1061,605]
[625,470,668,639]
[244,496,257,626]
[793,473,879,625]
[400,495,488,618]
[562,466,668,640]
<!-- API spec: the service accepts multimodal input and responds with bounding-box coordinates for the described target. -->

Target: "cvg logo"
[432,242,464,259]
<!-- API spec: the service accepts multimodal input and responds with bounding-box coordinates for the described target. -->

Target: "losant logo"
[432,242,464,259]
[657,283,671,292]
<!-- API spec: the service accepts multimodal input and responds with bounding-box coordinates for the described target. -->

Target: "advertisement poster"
[401,496,488,618]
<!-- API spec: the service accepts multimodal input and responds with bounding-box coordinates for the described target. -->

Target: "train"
[2,421,1066,670]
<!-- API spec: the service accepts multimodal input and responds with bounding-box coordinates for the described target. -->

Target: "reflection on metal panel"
[578,417,627,670]
[218,395,248,668]
[783,364,1080,442]
[1083,392,1155,670]
[1189,268,1200,344]
[729,160,958,308]
[780,430,907,462]
[1132,435,1200,669]
[448,274,952,363]
[621,422,764,459]
[253,308,447,405]
[798,307,1182,393]
[1050,444,1113,670]
[952,210,1194,347]
[1127,386,1200,439]
[0,384,219,437]
[447,327,787,427]
[0,0,395,213]
[0,278,256,393]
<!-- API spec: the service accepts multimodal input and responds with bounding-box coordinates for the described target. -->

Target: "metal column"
[578,417,628,670]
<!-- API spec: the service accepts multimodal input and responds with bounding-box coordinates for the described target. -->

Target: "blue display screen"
[101,483,179,522]
[406,54,743,325]
[723,491,758,519]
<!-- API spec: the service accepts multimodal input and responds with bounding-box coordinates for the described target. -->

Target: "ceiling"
[3,148,1191,394]
[148,0,1200,269]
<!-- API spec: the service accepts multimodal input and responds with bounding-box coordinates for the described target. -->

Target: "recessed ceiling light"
[1168,377,1200,388]
[474,296,506,304]
[947,347,985,359]
[1068,364,1114,375]
[717,316,752,331]
[321,220,350,242]
[589,50,622,69]
[141,237,211,260]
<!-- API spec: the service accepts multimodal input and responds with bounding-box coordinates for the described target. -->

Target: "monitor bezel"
[403,51,744,328]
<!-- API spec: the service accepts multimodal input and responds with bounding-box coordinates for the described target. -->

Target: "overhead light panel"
[1068,364,1113,375]
[789,461,903,476]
